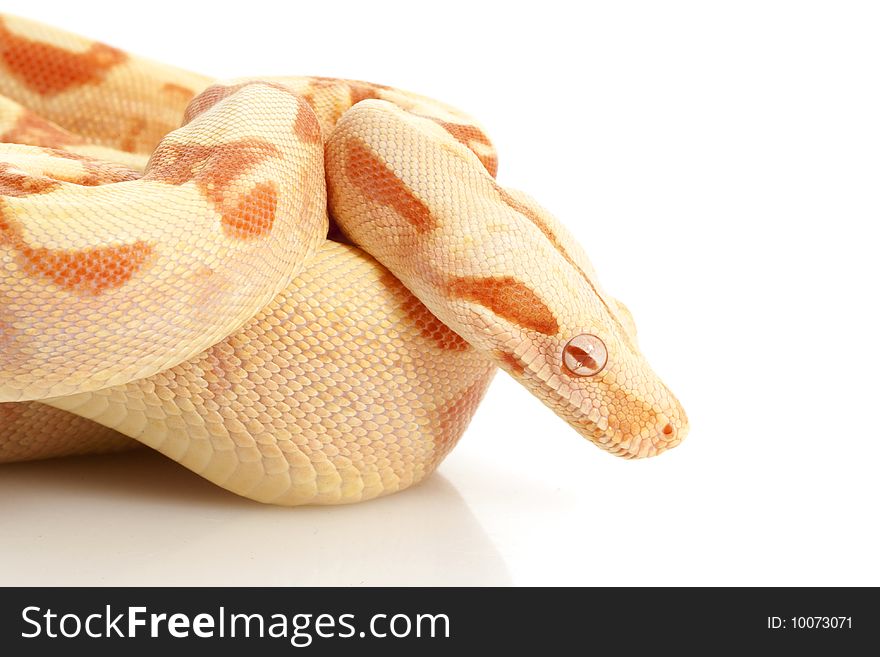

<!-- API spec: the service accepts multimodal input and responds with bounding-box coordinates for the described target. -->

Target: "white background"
[1,0,878,586]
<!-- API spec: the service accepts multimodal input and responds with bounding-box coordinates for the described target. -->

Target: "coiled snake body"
[0,14,688,504]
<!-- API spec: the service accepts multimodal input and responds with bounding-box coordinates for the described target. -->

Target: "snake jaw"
[549,378,688,459]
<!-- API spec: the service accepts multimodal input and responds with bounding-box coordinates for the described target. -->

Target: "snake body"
[0,14,687,504]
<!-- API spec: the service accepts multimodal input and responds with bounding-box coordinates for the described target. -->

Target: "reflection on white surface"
[0,450,510,586]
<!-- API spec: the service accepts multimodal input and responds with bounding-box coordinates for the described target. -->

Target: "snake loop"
[0,13,687,504]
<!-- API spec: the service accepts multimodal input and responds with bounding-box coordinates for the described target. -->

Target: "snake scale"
[0,14,688,505]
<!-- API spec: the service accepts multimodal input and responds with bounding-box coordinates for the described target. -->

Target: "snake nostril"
[662,423,674,436]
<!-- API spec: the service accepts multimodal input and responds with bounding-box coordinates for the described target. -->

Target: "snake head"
[472,198,688,458]
[496,302,688,459]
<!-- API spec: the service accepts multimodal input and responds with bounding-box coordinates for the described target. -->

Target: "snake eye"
[562,334,607,377]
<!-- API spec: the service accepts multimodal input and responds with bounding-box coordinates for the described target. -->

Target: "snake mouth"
[534,373,688,459]
[568,416,686,459]
[592,421,686,458]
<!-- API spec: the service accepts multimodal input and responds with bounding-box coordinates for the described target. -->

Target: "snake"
[0,13,688,505]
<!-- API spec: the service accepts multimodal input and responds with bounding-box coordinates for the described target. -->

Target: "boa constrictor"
[0,14,688,505]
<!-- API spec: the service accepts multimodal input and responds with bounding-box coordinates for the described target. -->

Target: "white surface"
[1,0,878,586]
